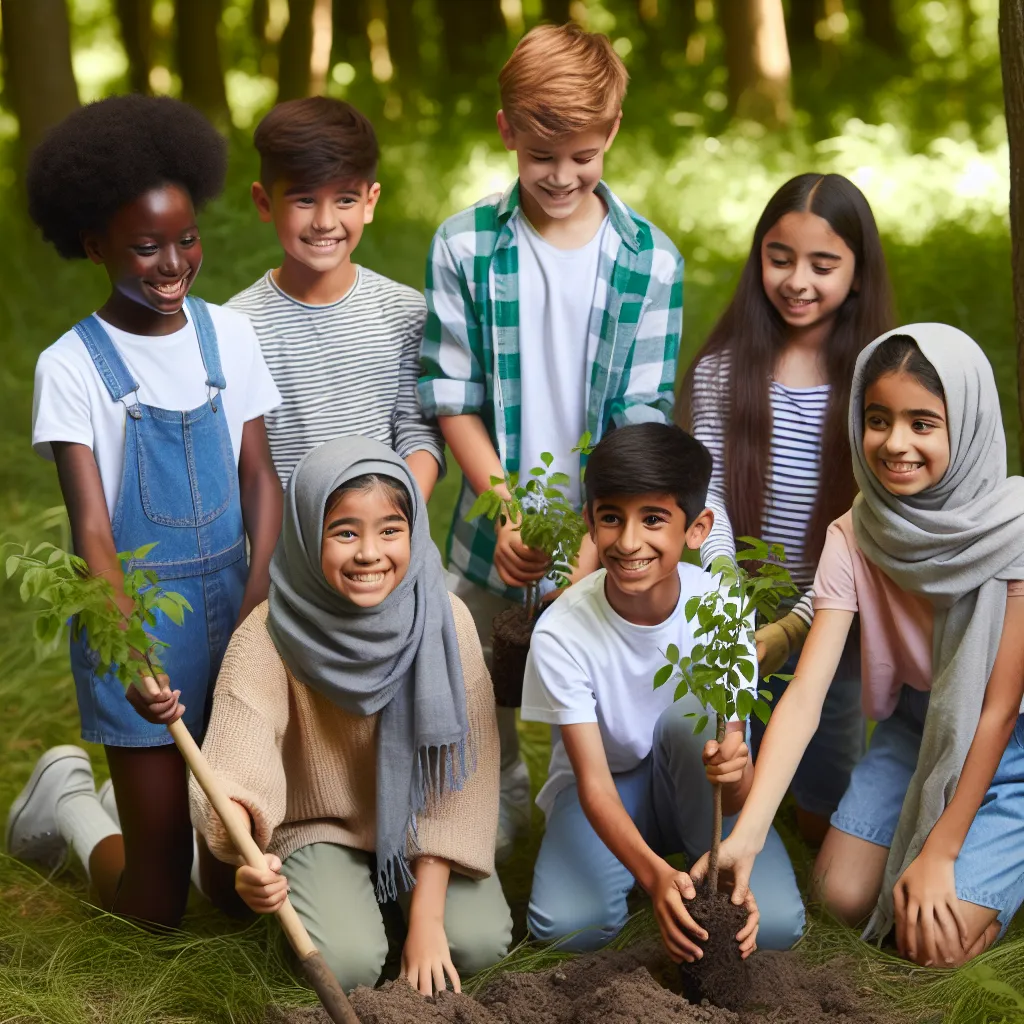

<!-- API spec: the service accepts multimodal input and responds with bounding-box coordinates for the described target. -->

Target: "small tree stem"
[526,582,538,620]
[707,714,727,892]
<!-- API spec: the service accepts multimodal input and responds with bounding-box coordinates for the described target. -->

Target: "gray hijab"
[267,437,468,902]
[848,324,1024,940]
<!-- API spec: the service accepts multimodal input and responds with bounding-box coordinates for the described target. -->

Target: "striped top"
[228,268,445,486]
[690,353,829,623]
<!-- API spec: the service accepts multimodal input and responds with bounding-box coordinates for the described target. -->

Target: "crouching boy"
[521,423,805,960]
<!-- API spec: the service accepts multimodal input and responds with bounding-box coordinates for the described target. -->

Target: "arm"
[894,593,1024,963]
[690,609,853,894]
[402,855,460,995]
[394,295,445,502]
[561,722,706,962]
[606,247,682,429]
[235,417,283,629]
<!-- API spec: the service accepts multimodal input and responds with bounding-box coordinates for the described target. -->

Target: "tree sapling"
[466,434,592,706]
[654,538,797,1008]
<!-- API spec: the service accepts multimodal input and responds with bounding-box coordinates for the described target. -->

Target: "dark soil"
[490,606,535,708]
[266,943,894,1024]
[677,883,752,1010]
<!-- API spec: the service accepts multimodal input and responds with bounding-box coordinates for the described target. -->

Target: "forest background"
[1,1,1024,1022]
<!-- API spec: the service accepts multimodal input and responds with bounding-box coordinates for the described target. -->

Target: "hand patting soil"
[490,606,535,707]
[266,943,894,1024]
[677,882,752,1010]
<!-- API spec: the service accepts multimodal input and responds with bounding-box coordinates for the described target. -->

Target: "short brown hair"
[253,97,378,189]
[498,23,628,139]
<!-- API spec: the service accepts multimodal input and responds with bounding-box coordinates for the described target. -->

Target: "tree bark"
[858,0,904,57]
[1001,0,1024,471]
[115,0,153,93]
[174,0,230,125]
[719,0,792,127]
[787,0,823,51]
[0,0,80,161]
[707,714,727,892]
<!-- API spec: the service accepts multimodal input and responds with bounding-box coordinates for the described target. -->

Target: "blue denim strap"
[72,315,140,403]
[187,296,226,390]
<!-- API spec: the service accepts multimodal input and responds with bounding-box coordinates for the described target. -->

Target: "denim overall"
[69,297,247,747]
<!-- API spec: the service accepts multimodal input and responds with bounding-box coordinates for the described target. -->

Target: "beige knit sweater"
[188,593,499,879]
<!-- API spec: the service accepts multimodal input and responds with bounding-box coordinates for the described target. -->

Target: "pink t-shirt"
[813,511,1024,721]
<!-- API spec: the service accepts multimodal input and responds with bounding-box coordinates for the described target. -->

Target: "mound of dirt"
[266,943,893,1024]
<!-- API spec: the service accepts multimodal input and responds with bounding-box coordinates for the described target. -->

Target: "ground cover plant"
[466,437,591,706]
[2,2,1024,1020]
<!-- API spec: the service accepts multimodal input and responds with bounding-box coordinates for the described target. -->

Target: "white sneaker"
[495,759,532,864]
[97,778,120,827]
[6,746,94,869]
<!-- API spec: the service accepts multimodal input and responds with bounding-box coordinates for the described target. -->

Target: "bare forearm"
[438,414,506,498]
[239,467,282,617]
[578,778,665,892]
[408,855,450,925]
[405,450,441,503]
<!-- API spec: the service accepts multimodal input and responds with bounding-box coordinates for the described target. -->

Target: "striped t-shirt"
[690,354,829,623]
[228,268,444,485]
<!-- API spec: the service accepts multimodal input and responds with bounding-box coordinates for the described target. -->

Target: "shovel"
[166,716,362,1024]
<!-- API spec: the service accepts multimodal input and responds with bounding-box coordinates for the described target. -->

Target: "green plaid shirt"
[419,180,684,599]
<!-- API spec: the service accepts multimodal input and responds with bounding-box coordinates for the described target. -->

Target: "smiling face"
[320,482,411,607]
[863,370,950,496]
[761,210,858,338]
[587,492,713,622]
[83,183,202,319]
[253,176,380,280]
[497,113,618,226]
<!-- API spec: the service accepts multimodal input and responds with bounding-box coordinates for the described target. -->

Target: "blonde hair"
[499,23,628,139]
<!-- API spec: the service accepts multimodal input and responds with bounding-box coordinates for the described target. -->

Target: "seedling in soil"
[466,434,592,706]
[5,541,361,1024]
[654,538,797,1008]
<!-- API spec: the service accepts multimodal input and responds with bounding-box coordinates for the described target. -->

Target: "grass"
[1,115,1024,1020]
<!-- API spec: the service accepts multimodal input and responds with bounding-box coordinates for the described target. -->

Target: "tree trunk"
[437,0,505,77]
[0,0,80,161]
[719,0,792,127]
[634,0,697,64]
[541,0,572,23]
[858,0,904,57]
[331,0,370,68]
[386,0,420,82]
[278,0,316,99]
[707,714,727,892]
[252,0,270,47]
[174,0,230,125]
[788,0,823,51]
[115,0,153,93]
[1001,0,1024,471]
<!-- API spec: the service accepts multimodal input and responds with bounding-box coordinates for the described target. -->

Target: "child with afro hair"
[7,95,283,930]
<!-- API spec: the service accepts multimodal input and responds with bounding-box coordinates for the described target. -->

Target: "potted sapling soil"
[653,538,797,1010]
[6,540,361,1024]
[467,435,591,707]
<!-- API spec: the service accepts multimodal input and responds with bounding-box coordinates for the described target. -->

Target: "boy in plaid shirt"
[418,23,683,861]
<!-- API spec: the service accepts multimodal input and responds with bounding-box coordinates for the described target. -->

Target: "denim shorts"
[832,685,1024,929]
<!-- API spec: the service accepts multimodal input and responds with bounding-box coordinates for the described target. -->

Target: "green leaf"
[758,689,774,701]
[548,472,571,487]
[694,714,709,735]
[653,664,673,689]
[736,688,754,721]
[133,542,158,560]
[540,451,554,467]
[753,699,772,726]
[738,658,755,682]
[529,466,545,476]
[665,643,679,664]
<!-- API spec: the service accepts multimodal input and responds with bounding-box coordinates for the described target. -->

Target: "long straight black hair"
[679,173,894,563]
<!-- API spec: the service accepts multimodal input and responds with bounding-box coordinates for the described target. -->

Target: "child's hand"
[402,915,461,996]
[702,731,749,787]
[649,861,707,963]
[494,515,550,588]
[235,853,289,914]
[126,673,185,726]
[894,848,967,967]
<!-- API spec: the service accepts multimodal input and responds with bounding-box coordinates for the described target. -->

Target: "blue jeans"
[528,700,805,951]
[832,686,1024,935]
[751,639,865,819]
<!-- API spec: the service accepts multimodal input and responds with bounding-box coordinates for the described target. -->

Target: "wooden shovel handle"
[167,718,362,1024]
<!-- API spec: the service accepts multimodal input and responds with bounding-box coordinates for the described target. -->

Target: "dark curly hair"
[27,95,227,260]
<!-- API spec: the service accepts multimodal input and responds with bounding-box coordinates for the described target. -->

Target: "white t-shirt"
[32,302,282,518]
[521,563,757,818]
[516,214,608,506]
